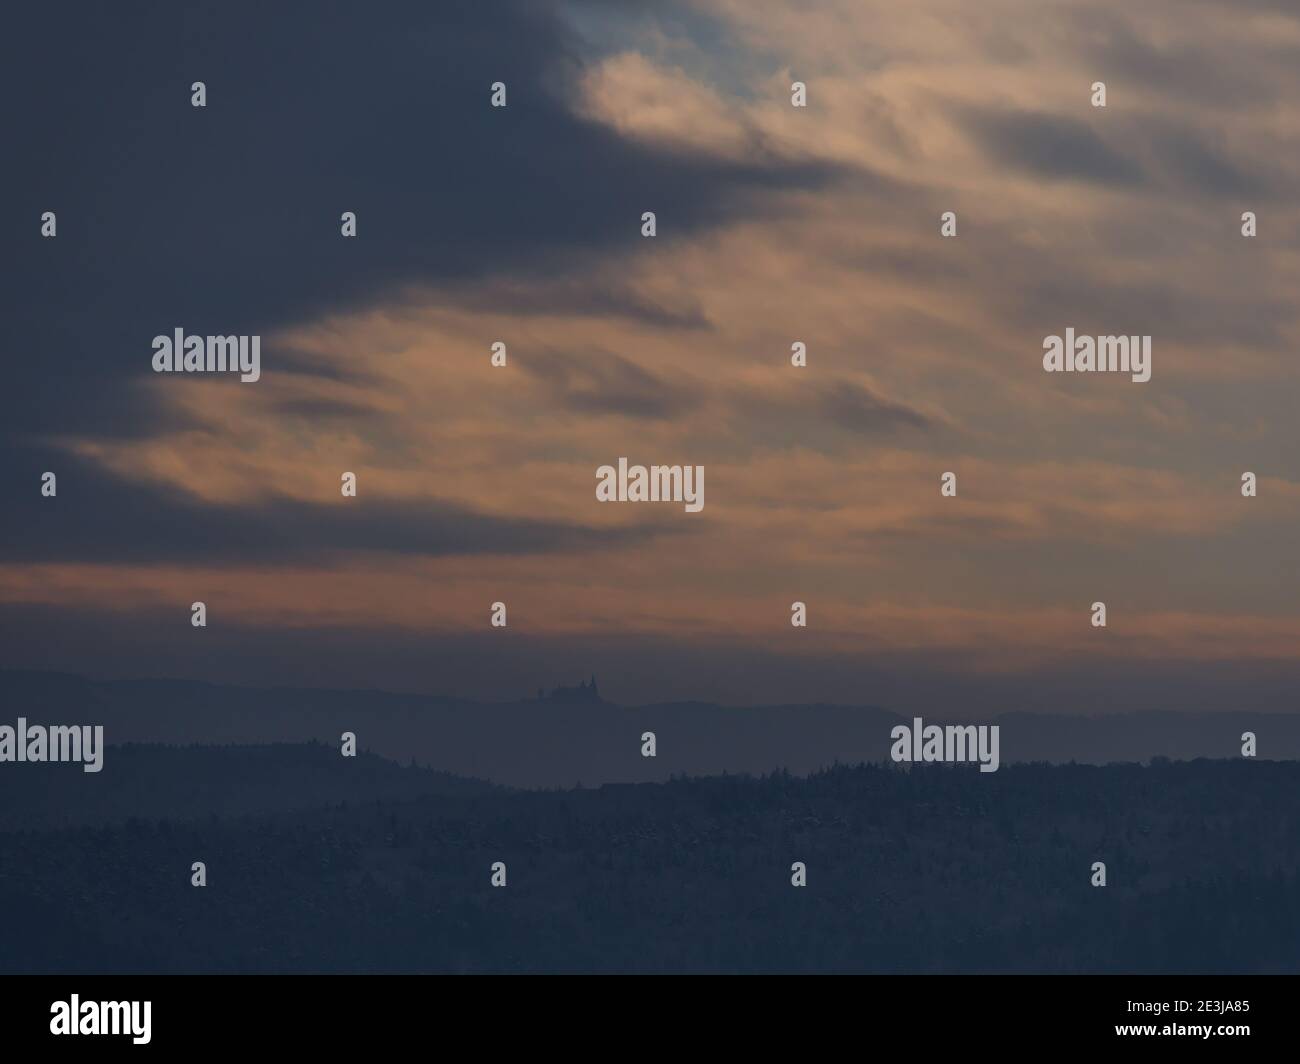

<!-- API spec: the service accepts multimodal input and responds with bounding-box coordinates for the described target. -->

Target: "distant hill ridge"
[3,668,1299,788]
[0,740,497,831]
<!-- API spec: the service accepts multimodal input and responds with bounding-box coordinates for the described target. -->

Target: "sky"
[3,0,1300,713]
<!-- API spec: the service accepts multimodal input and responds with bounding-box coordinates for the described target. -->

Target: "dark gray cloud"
[817,380,932,435]
[1070,6,1296,110]
[1139,121,1274,198]
[269,396,385,422]
[1009,268,1290,350]
[725,377,935,459]
[962,108,1144,185]
[0,0,836,447]
[523,347,700,420]
[450,275,712,330]
[0,448,689,565]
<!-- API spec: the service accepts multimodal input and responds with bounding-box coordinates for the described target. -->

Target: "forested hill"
[3,755,1298,973]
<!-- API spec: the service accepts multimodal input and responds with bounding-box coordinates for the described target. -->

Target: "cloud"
[1,0,836,448]
[1141,121,1275,198]
[815,380,934,435]
[6,0,1300,703]
[962,109,1145,185]
[0,452,689,566]
[522,348,702,420]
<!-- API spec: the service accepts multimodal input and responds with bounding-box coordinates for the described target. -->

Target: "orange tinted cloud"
[8,0,1300,682]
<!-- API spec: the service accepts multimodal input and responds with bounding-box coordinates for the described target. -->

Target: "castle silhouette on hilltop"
[536,676,601,703]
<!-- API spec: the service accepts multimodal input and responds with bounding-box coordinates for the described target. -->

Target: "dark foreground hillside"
[2,752,1298,973]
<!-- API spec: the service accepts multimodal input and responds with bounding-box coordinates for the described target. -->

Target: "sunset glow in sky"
[5,0,1300,711]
